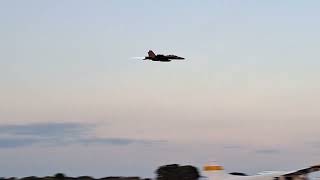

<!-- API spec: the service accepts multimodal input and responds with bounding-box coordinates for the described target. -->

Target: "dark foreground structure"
[0,175,149,180]
[0,164,200,180]
[156,164,200,180]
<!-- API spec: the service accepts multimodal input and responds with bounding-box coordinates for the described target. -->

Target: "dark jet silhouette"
[143,50,185,62]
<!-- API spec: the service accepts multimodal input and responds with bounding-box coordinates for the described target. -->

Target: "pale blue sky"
[1,0,320,178]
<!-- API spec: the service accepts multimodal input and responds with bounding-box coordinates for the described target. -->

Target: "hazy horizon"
[1,0,320,178]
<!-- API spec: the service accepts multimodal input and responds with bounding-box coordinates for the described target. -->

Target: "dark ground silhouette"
[0,164,200,180]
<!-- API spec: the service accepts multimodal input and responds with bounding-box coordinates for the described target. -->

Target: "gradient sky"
[1,0,320,178]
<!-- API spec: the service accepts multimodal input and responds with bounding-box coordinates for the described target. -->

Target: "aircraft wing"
[165,55,184,60]
[283,165,320,176]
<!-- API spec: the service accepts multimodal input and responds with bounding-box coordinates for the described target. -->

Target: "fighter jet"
[143,50,185,62]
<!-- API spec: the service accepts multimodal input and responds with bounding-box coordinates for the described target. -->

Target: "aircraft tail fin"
[203,165,232,180]
[148,50,156,58]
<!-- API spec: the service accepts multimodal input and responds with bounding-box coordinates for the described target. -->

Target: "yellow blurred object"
[203,165,224,171]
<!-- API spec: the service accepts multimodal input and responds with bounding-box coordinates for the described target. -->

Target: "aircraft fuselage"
[143,50,185,62]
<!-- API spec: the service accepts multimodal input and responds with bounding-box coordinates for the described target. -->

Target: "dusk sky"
[1,0,320,178]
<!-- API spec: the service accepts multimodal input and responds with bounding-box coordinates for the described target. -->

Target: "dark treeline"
[0,164,201,180]
[156,164,200,180]
[0,174,148,180]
